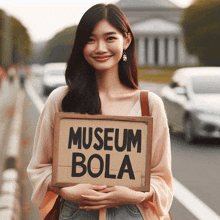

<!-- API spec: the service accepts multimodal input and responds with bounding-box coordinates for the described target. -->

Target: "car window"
[192,75,220,94]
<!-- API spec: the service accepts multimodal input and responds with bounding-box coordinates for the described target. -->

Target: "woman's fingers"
[99,186,115,193]
[90,184,107,191]
[81,194,107,201]
[88,190,105,196]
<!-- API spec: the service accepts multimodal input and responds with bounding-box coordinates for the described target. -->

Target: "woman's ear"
[123,32,132,50]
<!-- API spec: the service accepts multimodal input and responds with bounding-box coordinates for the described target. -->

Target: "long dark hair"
[62,4,138,114]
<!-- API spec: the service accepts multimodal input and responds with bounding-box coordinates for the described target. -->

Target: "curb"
[0,90,25,220]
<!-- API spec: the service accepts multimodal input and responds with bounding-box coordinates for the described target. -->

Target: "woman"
[27,3,173,220]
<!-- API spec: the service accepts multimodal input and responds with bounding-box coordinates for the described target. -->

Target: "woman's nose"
[95,41,107,53]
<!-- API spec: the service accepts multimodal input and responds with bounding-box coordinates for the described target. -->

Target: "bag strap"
[141,90,173,220]
[140,91,149,116]
[44,195,62,220]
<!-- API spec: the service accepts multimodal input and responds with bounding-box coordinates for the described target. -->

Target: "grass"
[138,67,180,84]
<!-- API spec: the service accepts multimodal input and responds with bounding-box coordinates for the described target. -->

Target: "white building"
[116,0,198,67]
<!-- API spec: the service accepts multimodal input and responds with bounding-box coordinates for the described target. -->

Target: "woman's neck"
[96,66,124,96]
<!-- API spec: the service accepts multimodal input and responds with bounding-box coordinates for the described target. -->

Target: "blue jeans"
[58,199,144,220]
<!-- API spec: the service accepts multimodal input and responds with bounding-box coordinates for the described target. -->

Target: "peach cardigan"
[27,86,173,220]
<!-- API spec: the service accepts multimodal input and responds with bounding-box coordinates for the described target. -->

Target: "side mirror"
[173,87,187,96]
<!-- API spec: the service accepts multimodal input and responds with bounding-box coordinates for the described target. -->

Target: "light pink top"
[27,86,173,220]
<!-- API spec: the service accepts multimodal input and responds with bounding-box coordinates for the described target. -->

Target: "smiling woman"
[27,3,173,220]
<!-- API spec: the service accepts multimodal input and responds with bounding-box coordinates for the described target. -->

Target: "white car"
[30,64,44,77]
[42,62,67,96]
[161,67,220,143]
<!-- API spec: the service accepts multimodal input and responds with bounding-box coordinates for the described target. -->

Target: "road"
[23,75,220,220]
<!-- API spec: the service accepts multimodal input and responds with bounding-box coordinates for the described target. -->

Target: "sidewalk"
[0,76,40,220]
[0,77,22,220]
[0,78,19,182]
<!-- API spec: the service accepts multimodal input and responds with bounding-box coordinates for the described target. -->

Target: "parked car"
[42,62,67,96]
[30,64,44,77]
[161,67,220,143]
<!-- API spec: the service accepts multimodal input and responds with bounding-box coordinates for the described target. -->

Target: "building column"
[138,37,146,66]
[158,36,165,66]
[148,36,154,66]
[178,38,186,66]
[168,36,175,66]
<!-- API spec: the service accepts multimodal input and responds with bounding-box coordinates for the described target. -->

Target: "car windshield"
[192,75,220,94]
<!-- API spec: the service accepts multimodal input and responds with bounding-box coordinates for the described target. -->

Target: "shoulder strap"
[140,91,149,116]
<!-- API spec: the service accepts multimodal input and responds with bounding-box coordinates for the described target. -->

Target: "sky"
[0,0,193,43]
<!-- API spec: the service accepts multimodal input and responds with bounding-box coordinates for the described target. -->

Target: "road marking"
[26,80,220,220]
[6,90,25,159]
[173,177,220,220]
[25,81,44,113]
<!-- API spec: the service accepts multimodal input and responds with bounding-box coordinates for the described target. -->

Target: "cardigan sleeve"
[142,92,173,218]
[27,86,67,211]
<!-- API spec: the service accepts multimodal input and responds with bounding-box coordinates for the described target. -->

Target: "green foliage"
[0,8,32,65]
[42,25,77,64]
[138,67,178,83]
[11,16,32,62]
[0,9,4,63]
[181,0,220,66]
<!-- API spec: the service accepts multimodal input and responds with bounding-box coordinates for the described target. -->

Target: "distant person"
[8,64,17,83]
[18,65,26,88]
[0,66,7,91]
[27,3,173,220]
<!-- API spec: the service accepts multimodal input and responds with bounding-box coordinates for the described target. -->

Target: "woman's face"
[83,19,130,73]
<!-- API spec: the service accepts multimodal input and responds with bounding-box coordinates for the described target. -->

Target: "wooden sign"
[52,113,153,192]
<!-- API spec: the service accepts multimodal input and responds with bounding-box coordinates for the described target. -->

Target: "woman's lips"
[94,56,112,62]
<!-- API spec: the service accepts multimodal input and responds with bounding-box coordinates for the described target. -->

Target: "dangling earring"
[123,51,127,62]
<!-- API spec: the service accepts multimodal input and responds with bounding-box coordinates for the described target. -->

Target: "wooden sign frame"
[52,112,153,192]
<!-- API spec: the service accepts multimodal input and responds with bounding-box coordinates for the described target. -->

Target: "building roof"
[131,18,181,35]
[116,0,178,9]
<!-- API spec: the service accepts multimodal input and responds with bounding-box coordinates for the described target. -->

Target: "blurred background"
[0,0,220,220]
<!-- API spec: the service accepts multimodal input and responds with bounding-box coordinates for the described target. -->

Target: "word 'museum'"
[68,127,142,180]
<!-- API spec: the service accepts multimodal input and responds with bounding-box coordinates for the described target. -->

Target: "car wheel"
[184,117,196,144]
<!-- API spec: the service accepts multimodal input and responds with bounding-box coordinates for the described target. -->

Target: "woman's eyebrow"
[91,31,117,36]
[105,32,117,35]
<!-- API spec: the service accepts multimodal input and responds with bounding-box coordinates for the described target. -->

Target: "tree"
[11,16,32,63]
[181,0,220,66]
[42,25,77,64]
[0,9,32,65]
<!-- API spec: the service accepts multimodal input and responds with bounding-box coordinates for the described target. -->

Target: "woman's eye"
[107,36,116,41]
[88,38,95,43]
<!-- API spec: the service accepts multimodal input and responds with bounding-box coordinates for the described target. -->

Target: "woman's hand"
[60,184,106,204]
[78,186,147,210]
